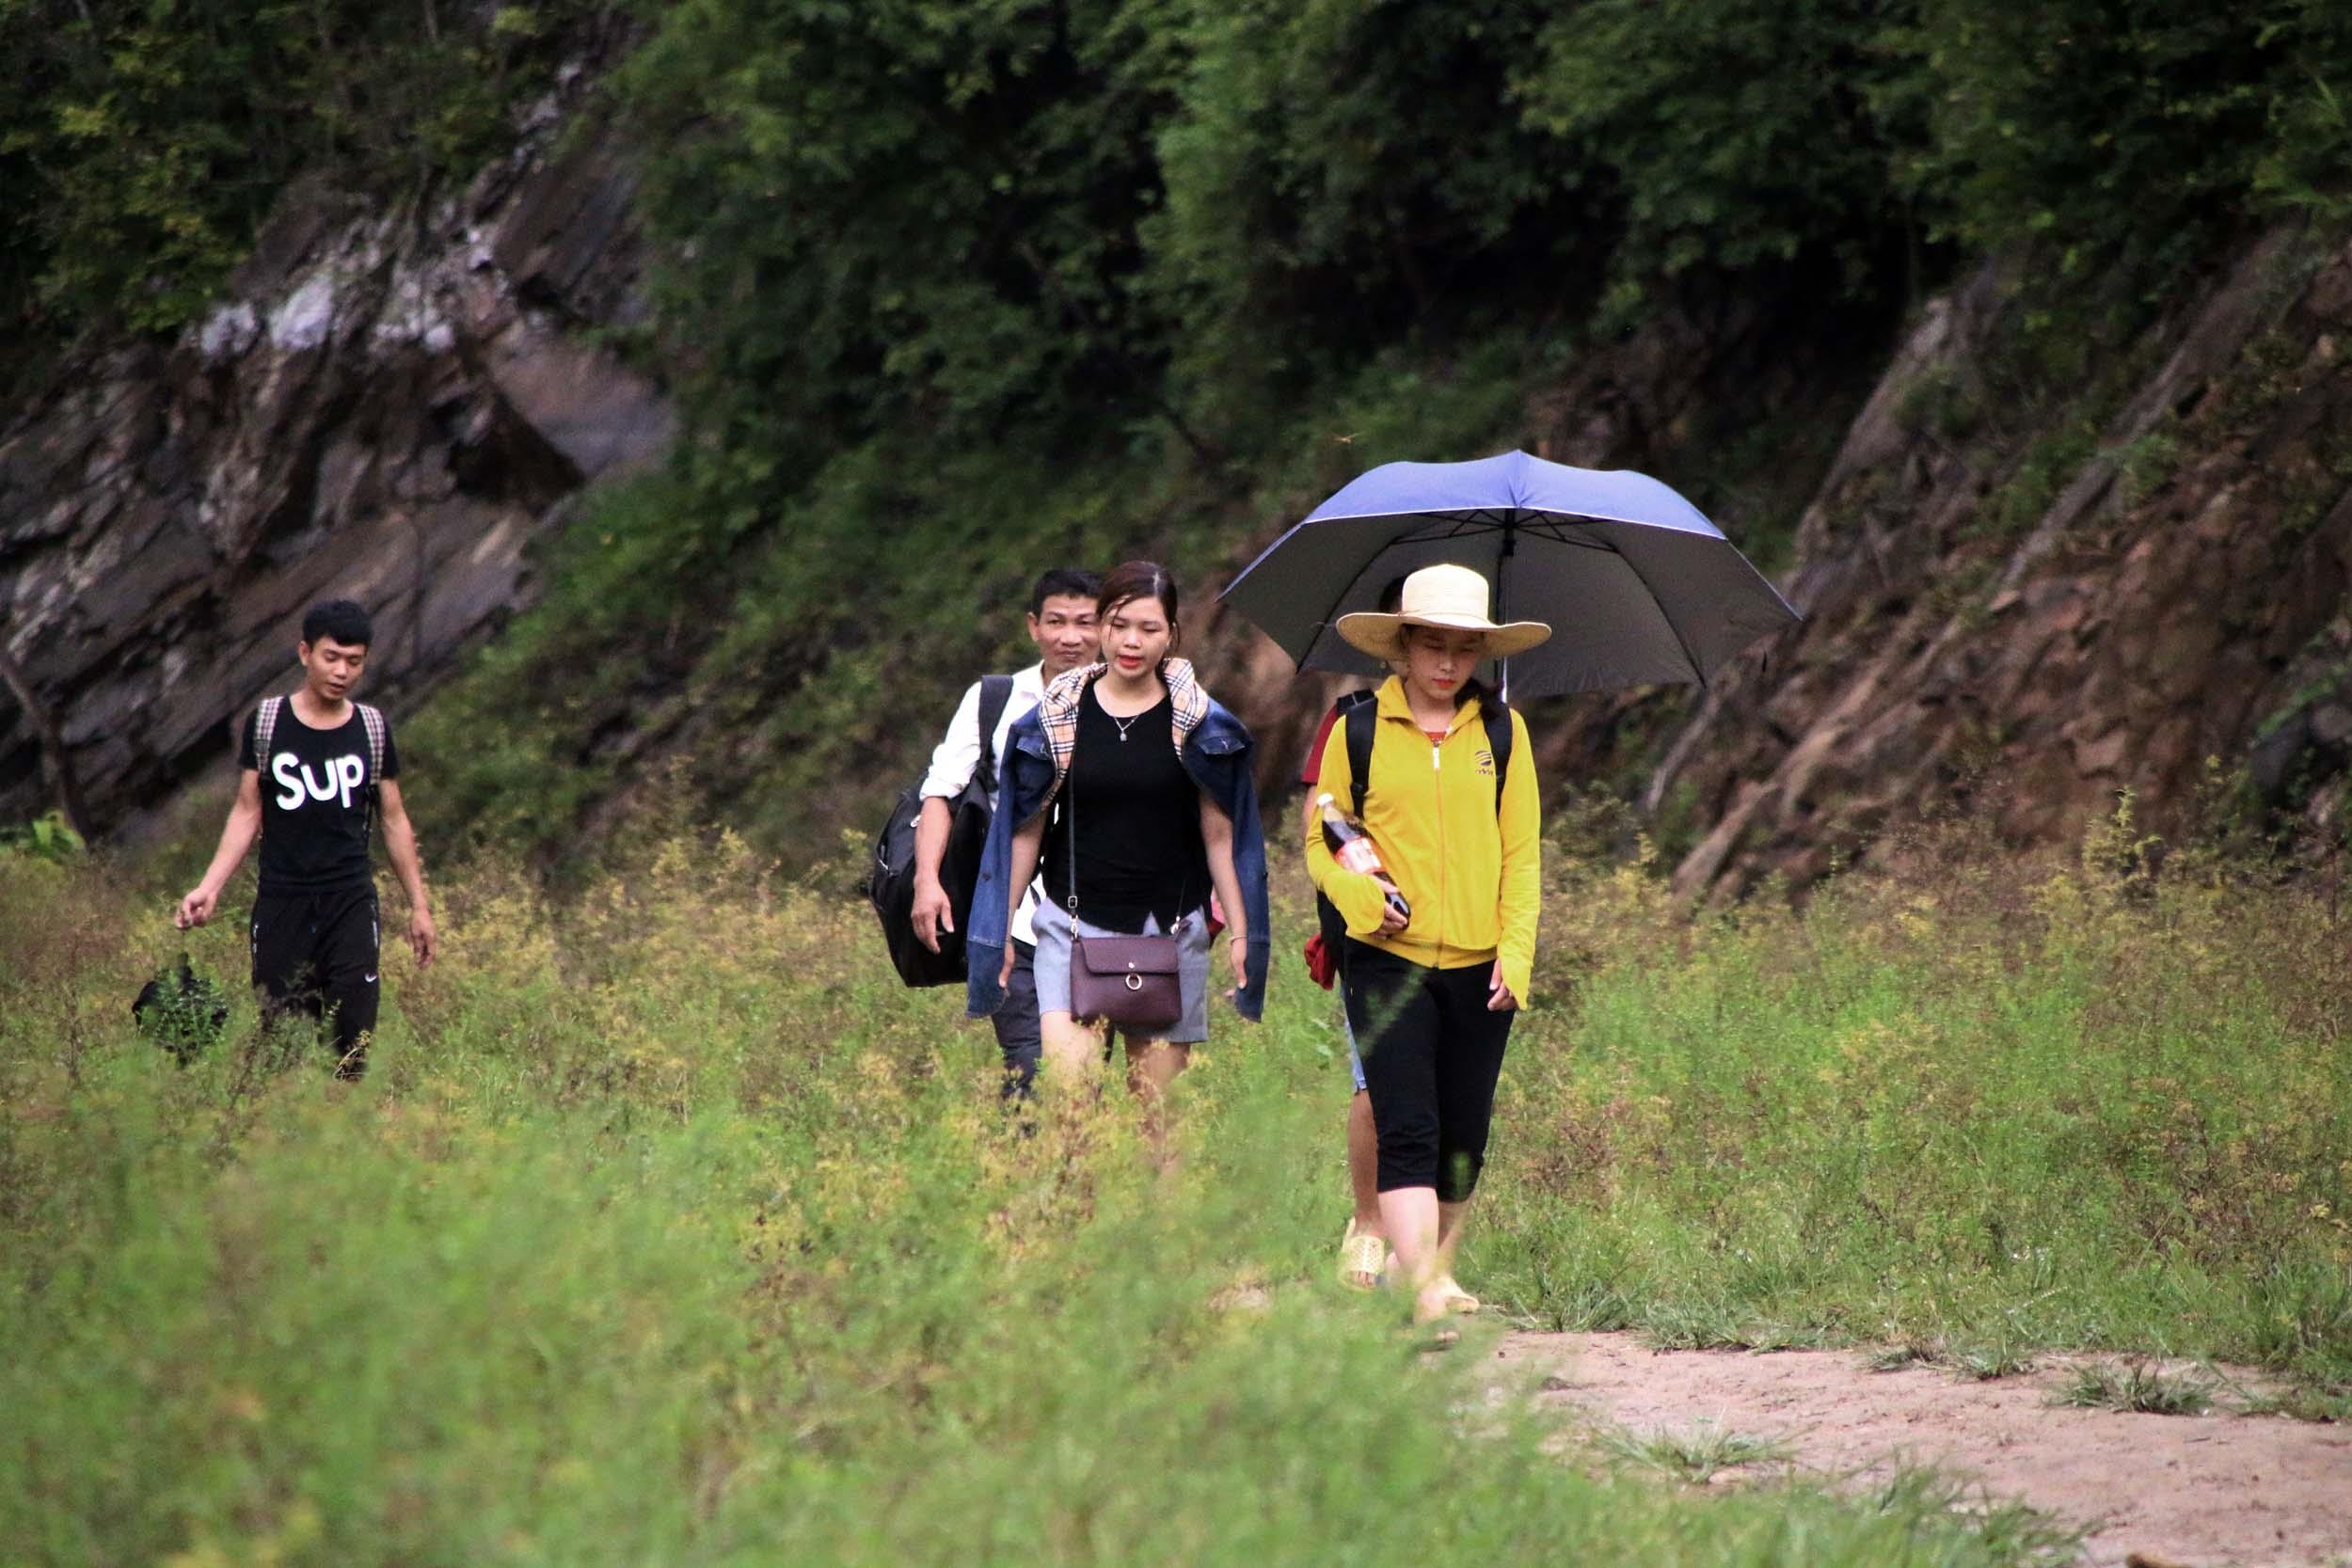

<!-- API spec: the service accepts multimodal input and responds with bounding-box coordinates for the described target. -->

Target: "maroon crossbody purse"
[1063,741,1184,1033]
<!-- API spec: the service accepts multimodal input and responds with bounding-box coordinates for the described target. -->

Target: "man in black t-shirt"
[177,599,437,1078]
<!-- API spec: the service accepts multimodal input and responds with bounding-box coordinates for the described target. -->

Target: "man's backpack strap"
[974,674,1013,790]
[358,703,389,837]
[358,704,388,784]
[254,695,283,773]
[252,696,285,841]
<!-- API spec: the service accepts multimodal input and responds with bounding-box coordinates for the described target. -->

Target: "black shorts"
[251,883,381,1078]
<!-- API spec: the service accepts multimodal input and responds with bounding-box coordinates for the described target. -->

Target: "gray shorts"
[1343,1011,1367,1093]
[1032,901,1213,1045]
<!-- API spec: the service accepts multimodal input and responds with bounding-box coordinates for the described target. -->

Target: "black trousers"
[993,940,1042,1100]
[251,884,381,1079]
[1343,941,1515,1202]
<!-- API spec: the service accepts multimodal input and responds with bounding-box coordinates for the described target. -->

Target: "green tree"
[614,0,1188,487]
[1887,0,2352,278]
[0,0,595,345]
[1516,0,1927,317]
[1143,0,1594,421]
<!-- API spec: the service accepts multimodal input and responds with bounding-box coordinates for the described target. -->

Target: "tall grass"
[1,803,2344,1565]
[1480,814,2352,1389]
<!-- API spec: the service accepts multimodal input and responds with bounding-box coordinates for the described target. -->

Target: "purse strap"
[1064,728,1081,916]
[1062,683,1186,926]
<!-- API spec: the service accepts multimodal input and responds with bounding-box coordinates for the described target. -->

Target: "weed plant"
[2053,1361,2217,1417]
[1597,1422,1796,1485]
[1,800,2346,1564]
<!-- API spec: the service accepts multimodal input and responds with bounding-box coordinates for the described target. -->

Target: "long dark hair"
[1096,560,1182,657]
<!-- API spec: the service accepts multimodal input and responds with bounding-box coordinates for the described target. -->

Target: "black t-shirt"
[238,700,399,894]
[1041,685,1209,933]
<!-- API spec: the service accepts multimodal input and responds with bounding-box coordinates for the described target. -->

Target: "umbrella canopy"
[1222,450,1800,699]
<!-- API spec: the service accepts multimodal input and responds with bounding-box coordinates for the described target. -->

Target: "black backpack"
[133,951,230,1066]
[1313,689,1514,965]
[871,675,1014,988]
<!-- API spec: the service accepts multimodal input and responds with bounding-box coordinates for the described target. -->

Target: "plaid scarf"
[1035,658,1209,797]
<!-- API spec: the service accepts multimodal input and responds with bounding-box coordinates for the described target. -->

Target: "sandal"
[1337,1220,1387,1291]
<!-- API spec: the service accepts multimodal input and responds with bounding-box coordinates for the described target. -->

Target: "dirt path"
[1489,1332,2351,1567]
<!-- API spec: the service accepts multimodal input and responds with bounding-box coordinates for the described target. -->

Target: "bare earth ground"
[1486,1332,2352,1568]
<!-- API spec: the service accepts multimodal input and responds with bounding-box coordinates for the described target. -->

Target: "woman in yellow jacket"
[1306,563,1544,1329]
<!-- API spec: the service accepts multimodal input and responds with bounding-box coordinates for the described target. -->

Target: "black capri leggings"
[1343,941,1516,1202]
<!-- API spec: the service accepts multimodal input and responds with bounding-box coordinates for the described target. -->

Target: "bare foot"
[1429,1276,1481,1314]
[1413,1280,1478,1325]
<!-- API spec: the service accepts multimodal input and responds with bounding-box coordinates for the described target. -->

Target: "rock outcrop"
[1651,227,2352,896]
[0,116,672,839]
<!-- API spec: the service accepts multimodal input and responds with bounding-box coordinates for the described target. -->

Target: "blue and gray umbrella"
[1222,450,1800,699]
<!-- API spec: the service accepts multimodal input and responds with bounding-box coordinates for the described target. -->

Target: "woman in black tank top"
[998,562,1253,1156]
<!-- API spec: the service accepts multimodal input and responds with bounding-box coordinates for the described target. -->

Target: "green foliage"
[1886,0,2352,279]
[1597,1421,1796,1485]
[1477,822,2352,1393]
[1141,0,1588,414]
[613,0,1184,467]
[0,0,597,341]
[2054,1359,2217,1415]
[1517,0,1925,316]
[1864,1470,2087,1568]
[0,809,87,862]
[0,838,2134,1568]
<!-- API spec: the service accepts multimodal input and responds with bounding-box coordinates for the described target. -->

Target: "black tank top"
[1041,684,1208,932]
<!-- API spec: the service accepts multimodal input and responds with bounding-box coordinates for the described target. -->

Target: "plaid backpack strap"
[358,703,387,785]
[357,704,388,838]
[254,695,282,771]
[251,696,283,840]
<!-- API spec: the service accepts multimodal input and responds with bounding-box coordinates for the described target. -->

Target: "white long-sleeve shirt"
[920,662,1047,945]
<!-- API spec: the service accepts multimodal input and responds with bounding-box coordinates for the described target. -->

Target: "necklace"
[1098,677,1157,741]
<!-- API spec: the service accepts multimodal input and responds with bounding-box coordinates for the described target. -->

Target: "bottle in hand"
[1316,793,1411,926]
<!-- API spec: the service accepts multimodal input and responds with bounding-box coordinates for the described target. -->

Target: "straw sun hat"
[1334,562,1552,661]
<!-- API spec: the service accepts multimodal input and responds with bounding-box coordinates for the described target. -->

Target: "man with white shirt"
[912,567,1100,1097]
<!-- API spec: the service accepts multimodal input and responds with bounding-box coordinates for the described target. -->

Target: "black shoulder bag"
[870,675,1013,988]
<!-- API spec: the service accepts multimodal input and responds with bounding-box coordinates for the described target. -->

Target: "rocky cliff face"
[1652,227,2352,898]
[0,117,671,840]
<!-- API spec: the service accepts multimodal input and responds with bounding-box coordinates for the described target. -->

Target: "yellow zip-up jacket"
[1305,677,1541,1003]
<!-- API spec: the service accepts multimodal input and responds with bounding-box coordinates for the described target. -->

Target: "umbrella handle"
[1497,527,1513,705]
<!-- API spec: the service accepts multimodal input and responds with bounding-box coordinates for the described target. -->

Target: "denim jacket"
[965,679,1269,1023]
